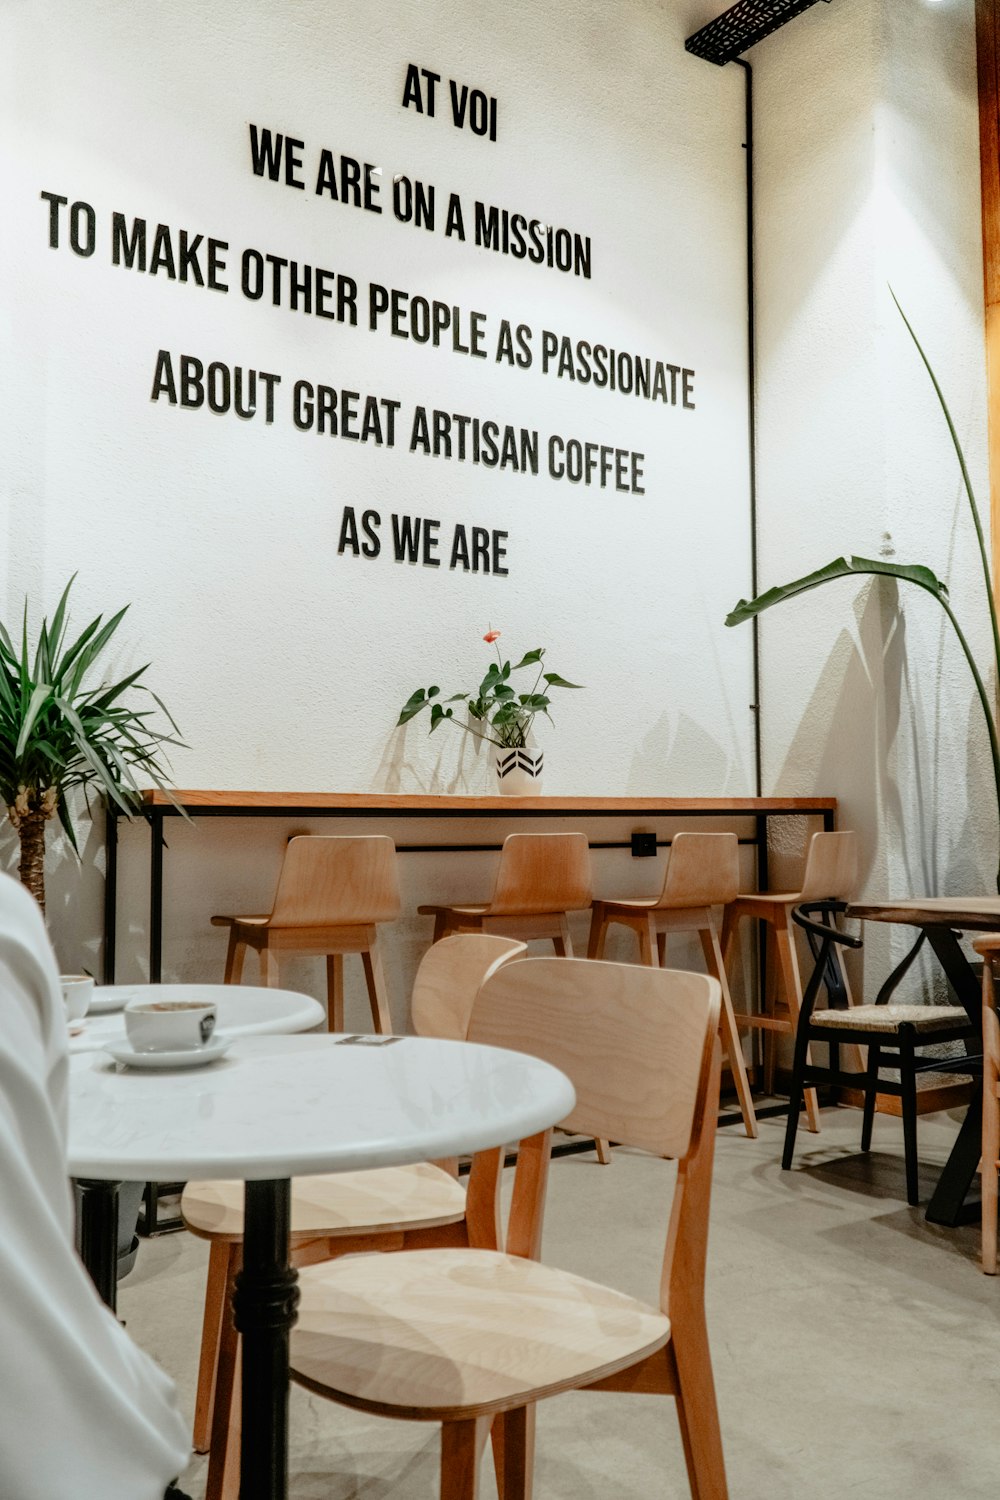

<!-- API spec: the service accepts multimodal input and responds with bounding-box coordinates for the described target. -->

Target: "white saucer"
[105,1039,231,1070]
[89,990,129,1015]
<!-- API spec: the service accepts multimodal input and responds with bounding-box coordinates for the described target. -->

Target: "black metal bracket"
[686,0,832,66]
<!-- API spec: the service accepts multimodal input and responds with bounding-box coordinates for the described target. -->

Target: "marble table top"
[67,1033,577,1181]
[68,984,325,1054]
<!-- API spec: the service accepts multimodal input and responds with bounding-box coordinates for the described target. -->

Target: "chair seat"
[182,1164,466,1243]
[211,913,270,928]
[595,897,661,913]
[290,1248,671,1419]
[732,891,801,907]
[811,1003,969,1035]
[418,903,490,918]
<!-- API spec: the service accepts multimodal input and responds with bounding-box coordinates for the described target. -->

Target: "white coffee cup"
[60,975,94,1022]
[124,998,218,1053]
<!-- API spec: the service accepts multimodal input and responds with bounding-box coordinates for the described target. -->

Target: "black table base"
[233,1179,298,1500]
[77,1178,121,1313]
[78,1174,299,1499]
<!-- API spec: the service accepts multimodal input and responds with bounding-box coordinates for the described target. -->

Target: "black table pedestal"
[233,1179,298,1500]
[77,1178,121,1312]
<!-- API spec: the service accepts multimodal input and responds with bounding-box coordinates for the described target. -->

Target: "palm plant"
[0,578,183,912]
[726,293,1000,891]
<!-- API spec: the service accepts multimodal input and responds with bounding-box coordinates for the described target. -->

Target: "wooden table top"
[139,790,837,814]
[849,897,1000,931]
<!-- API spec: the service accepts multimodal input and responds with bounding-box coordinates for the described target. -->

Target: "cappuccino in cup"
[124,998,218,1052]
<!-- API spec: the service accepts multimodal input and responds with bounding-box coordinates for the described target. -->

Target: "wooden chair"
[289,956,727,1500]
[588,831,756,1139]
[182,933,526,1500]
[721,829,860,1133]
[418,832,592,955]
[973,935,1000,1273]
[783,903,975,1205]
[211,834,400,1033]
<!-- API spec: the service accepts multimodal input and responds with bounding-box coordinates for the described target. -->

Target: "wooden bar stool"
[212,834,400,1033]
[588,830,757,1138]
[721,829,859,1133]
[418,831,593,955]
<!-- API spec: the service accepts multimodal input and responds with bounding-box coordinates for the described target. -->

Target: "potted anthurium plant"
[398,629,583,794]
[0,577,183,913]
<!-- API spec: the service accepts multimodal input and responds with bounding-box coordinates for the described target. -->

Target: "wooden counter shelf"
[103,790,837,983]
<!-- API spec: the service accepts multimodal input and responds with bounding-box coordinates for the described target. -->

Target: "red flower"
[483,629,501,643]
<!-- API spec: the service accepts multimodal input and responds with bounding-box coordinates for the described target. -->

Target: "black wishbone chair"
[783,901,976,1205]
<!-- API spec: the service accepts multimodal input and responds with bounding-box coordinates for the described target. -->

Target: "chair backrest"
[268,835,401,926]
[410,934,526,1040]
[467,957,722,1306]
[654,832,739,910]
[488,833,592,916]
[798,830,859,901]
[469,957,719,1160]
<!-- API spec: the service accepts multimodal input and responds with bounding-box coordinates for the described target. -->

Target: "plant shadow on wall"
[0,578,184,916]
[397,630,583,796]
[727,294,1000,893]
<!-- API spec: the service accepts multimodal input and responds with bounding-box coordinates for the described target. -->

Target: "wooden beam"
[976,0,1000,590]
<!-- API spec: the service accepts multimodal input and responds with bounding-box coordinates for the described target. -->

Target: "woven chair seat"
[811,1003,969,1035]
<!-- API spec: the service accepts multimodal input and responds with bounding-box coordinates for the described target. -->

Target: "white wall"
[2,0,990,1019]
[1,1,758,1018]
[751,0,991,996]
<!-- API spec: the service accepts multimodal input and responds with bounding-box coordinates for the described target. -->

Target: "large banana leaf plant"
[0,578,183,913]
[726,293,1000,892]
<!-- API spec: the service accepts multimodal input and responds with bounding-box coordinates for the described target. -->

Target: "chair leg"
[491,1405,536,1500]
[656,931,668,966]
[774,922,821,1133]
[258,940,278,987]
[984,1054,999,1274]
[719,904,740,972]
[781,1009,813,1172]
[761,925,778,1096]
[326,953,344,1032]
[205,1243,242,1500]
[700,927,757,1139]
[223,929,245,985]
[361,934,393,1034]
[587,905,608,959]
[552,914,574,958]
[900,1032,919,1206]
[637,914,657,967]
[193,1240,232,1452]
[670,1323,729,1500]
[860,1043,881,1153]
[440,1415,491,1500]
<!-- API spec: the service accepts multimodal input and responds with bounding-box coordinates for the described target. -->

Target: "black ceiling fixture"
[685,0,832,66]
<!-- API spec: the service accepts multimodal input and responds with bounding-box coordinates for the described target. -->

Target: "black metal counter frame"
[102,794,837,985]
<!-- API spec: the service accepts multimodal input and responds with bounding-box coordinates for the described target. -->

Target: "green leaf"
[15,684,53,760]
[542,672,584,689]
[725,556,949,627]
[396,688,428,726]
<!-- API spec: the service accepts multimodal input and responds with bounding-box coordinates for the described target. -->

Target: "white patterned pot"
[493,745,544,796]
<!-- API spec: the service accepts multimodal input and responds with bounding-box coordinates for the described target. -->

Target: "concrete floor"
[121,1105,1000,1499]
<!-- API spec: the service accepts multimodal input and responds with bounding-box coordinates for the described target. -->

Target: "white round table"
[68,1033,575,1500]
[69,983,325,1055]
